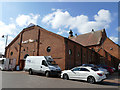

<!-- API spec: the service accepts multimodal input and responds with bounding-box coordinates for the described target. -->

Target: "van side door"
[40,60,48,74]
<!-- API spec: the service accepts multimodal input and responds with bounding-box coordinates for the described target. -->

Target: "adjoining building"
[5,25,120,70]
[69,29,120,69]
[0,53,4,58]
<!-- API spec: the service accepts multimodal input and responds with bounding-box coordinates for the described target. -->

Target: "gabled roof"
[70,29,106,46]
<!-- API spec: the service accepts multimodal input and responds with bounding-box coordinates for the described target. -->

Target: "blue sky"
[0,2,119,53]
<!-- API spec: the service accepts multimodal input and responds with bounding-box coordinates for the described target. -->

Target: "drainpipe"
[37,29,40,56]
[18,32,23,66]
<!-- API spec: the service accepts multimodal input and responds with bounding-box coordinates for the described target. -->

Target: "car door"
[78,68,90,80]
[68,67,81,80]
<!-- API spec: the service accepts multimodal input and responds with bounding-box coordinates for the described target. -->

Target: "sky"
[0,1,119,54]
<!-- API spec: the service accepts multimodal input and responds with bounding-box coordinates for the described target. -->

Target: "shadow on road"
[96,81,120,86]
[69,79,120,86]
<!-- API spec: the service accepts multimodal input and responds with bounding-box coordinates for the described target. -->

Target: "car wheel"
[87,76,95,84]
[46,71,50,77]
[63,74,69,80]
[29,69,33,75]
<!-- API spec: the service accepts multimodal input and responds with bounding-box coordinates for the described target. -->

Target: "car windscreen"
[91,67,99,71]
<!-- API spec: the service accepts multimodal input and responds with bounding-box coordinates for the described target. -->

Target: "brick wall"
[6,35,20,65]
[102,38,120,59]
[38,27,66,70]
[20,26,39,59]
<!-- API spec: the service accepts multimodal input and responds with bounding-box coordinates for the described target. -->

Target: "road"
[0,71,120,88]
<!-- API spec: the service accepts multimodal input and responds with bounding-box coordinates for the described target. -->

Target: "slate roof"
[70,29,106,46]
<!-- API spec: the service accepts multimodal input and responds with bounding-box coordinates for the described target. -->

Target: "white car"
[61,66,106,84]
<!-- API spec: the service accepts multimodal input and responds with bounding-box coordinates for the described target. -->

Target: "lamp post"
[2,35,8,55]
[2,35,8,47]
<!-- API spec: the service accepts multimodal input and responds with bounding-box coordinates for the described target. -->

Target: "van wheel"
[45,72,50,77]
[63,74,69,80]
[87,76,95,84]
[29,69,33,75]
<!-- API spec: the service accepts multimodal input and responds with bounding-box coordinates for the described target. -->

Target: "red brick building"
[5,25,103,70]
[69,29,120,69]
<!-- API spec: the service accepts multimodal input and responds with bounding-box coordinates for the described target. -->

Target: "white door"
[78,68,90,80]
[40,60,49,74]
[68,67,81,80]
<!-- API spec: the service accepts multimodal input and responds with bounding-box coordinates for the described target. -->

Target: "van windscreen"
[47,61,57,65]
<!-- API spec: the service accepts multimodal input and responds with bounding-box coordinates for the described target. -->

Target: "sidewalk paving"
[104,72,120,84]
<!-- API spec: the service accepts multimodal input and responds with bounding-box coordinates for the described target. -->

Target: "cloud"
[0,13,40,53]
[0,21,16,37]
[0,21,16,53]
[57,28,69,35]
[42,9,111,34]
[109,36,118,43]
[16,13,40,27]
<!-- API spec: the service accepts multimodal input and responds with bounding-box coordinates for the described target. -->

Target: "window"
[110,48,113,50]
[47,46,51,52]
[69,49,72,55]
[91,67,99,71]
[24,54,29,59]
[10,52,13,56]
[42,60,48,66]
[72,67,81,71]
[2,59,4,64]
[23,49,25,51]
[80,68,90,72]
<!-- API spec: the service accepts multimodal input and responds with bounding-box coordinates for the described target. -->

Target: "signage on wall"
[22,39,36,44]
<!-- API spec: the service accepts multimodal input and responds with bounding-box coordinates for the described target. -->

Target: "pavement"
[104,72,120,84]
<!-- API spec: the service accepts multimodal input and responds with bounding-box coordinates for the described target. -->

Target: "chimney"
[75,33,77,37]
[68,29,73,38]
[92,29,95,33]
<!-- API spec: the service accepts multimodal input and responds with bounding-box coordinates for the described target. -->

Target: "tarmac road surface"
[1,71,120,88]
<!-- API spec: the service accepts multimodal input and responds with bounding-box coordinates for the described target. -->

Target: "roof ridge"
[77,29,104,37]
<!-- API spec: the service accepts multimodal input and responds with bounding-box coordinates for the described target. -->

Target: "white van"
[24,56,61,77]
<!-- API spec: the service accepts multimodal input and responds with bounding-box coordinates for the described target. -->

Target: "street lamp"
[2,35,8,48]
[2,35,8,56]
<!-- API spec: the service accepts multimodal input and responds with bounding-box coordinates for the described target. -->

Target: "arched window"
[47,46,51,52]
[69,49,72,55]
[24,54,29,59]
[10,52,13,56]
